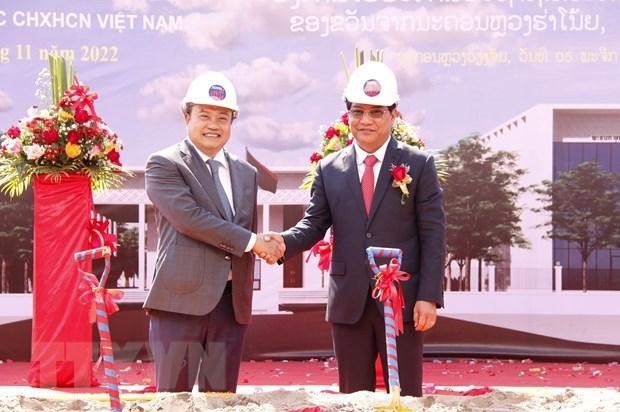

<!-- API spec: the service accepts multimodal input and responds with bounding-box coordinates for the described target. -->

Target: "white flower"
[1,138,22,154]
[89,144,102,158]
[23,144,45,160]
[25,106,40,120]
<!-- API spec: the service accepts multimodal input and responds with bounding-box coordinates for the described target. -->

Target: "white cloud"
[137,64,210,120]
[401,109,427,127]
[227,52,314,112]
[137,53,313,120]
[166,0,216,11]
[180,11,244,50]
[236,115,317,151]
[0,90,12,112]
[170,0,333,50]
[112,0,149,13]
[383,49,432,97]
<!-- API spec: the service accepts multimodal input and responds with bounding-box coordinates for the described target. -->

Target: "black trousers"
[148,281,246,392]
[331,293,424,396]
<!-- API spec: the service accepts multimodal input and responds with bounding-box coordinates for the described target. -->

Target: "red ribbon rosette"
[62,82,99,121]
[78,273,124,324]
[89,219,118,254]
[371,258,410,336]
[306,240,332,273]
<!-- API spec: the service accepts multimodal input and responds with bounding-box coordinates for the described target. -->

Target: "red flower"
[391,165,407,181]
[78,125,97,139]
[6,126,20,138]
[44,118,57,129]
[42,129,59,144]
[74,108,91,124]
[341,112,349,126]
[310,152,323,163]
[325,127,338,138]
[107,149,121,165]
[43,147,61,161]
[66,130,80,144]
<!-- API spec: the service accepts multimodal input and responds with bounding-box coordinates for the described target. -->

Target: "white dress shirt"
[352,137,391,188]
[188,140,256,252]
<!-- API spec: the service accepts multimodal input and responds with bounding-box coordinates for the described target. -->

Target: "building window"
[552,142,620,290]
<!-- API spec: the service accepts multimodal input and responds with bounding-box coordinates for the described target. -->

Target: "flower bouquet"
[301,112,424,190]
[0,56,128,197]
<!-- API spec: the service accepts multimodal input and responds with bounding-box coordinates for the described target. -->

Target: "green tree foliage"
[113,225,139,288]
[0,189,33,292]
[535,161,620,291]
[441,135,529,290]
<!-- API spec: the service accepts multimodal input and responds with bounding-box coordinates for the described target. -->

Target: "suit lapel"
[342,145,367,220]
[180,139,229,220]
[368,137,402,226]
[226,150,247,223]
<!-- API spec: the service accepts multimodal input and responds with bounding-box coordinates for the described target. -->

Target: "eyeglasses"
[348,108,388,120]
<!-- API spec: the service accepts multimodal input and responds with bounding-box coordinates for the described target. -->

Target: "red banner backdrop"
[28,174,95,387]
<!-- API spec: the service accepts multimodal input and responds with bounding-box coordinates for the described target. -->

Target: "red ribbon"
[78,273,124,324]
[306,240,332,273]
[62,81,99,120]
[371,258,410,336]
[89,219,118,254]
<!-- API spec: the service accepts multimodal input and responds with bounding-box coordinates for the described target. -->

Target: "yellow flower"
[104,142,115,154]
[65,142,82,158]
[325,136,342,152]
[335,123,349,136]
[58,110,73,122]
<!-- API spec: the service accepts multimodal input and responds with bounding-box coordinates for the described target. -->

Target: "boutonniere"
[390,163,413,205]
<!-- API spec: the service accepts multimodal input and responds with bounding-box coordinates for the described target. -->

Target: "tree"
[113,226,139,287]
[535,161,620,291]
[0,189,33,292]
[441,135,529,291]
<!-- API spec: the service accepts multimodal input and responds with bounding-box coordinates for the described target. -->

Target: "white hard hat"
[182,71,239,112]
[343,61,399,106]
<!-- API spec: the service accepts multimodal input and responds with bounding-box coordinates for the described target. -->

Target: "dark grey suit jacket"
[143,139,257,324]
[282,137,445,324]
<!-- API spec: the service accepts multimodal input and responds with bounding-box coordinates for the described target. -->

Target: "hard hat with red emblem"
[182,71,239,113]
[343,61,399,107]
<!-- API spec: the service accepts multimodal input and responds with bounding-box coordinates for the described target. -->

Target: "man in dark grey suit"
[144,71,284,393]
[274,61,445,396]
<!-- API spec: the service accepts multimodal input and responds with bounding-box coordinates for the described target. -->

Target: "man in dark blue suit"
[274,61,446,396]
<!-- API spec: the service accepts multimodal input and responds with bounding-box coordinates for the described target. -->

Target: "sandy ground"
[0,386,619,411]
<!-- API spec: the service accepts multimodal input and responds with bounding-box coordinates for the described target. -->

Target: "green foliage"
[441,135,529,289]
[0,156,126,197]
[49,55,72,105]
[0,190,33,292]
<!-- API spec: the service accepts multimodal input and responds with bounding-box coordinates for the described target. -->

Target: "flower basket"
[0,57,128,197]
[1,57,130,388]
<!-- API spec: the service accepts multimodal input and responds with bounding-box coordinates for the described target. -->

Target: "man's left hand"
[413,300,437,332]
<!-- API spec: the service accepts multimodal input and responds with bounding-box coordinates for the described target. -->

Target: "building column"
[554,262,563,292]
[487,262,496,292]
[262,203,270,232]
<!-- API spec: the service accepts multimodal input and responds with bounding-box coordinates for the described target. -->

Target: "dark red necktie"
[361,155,378,215]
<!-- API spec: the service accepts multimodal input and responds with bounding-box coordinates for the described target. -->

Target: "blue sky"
[1,0,619,167]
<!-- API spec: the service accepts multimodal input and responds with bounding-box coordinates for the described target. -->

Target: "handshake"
[252,232,285,265]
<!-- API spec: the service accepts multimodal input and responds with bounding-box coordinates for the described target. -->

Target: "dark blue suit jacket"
[282,137,445,324]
